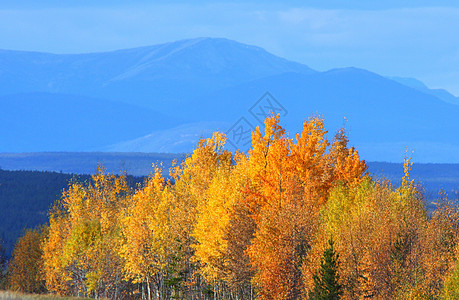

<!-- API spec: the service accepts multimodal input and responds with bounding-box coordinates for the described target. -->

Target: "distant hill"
[0,37,458,162]
[0,93,182,152]
[177,68,459,162]
[0,170,89,257]
[0,152,457,194]
[0,152,184,177]
[105,121,229,153]
[122,68,457,161]
[389,76,459,106]
[0,169,143,258]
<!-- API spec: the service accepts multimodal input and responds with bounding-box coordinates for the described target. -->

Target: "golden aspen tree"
[442,255,459,299]
[290,116,330,205]
[205,151,258,298]
[42,188,74,295]
[120,165,170,300]
[385,156,427,298]
[418,197,459,297]
[242,114,288,221]
[193,156,236,281]
[313,179,397,299]
[8,227,46,293]
[246,127,303,299]
[223,195,257,298]
[193,149,260,299]
[167,132,232,297]
[246,115,327,299]
[249,200,319,300]
[42,168,130,299]
[328,128,368,186]
[307,155,429,300]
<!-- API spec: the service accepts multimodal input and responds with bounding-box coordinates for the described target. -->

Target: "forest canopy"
[6,115,459,300]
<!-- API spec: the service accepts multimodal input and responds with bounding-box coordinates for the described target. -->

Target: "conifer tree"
[310,237,342,300]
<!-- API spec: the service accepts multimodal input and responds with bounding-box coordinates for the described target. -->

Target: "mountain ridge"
[0,37,457,162]
[389,76,459,105]
[0,92,183,152]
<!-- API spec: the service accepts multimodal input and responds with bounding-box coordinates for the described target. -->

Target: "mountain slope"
[0,38,315,111]
[0,92,180,152]
[105,121,229,153]
[0,38,458,162]
[390,76,459,105]
[135,67,458,162]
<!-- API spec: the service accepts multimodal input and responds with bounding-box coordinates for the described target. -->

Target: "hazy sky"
[1,0,458,95]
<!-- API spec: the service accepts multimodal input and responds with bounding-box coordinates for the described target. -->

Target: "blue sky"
[1,1,458,95]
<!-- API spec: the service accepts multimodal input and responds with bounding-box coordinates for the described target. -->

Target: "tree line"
[5,115,459,299]
[0,169,142,258]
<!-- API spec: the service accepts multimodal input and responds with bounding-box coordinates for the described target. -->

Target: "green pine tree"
[309,237,342,300]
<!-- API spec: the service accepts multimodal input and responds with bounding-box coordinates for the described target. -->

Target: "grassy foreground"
[0,291,92,300]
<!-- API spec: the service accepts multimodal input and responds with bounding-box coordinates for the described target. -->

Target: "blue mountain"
[0,38,314,112]
[0,38,457,162]
[0,93,180,152]
[183,68,459,162]
[389,76,459,106]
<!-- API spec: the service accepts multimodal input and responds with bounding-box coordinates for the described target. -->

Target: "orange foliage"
[8,227,46,293]
[14,114,457,300]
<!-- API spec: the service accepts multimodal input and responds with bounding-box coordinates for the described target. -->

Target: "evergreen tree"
[309,237,342,300]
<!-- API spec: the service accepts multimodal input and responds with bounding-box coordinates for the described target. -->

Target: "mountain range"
[0,37,458,162]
